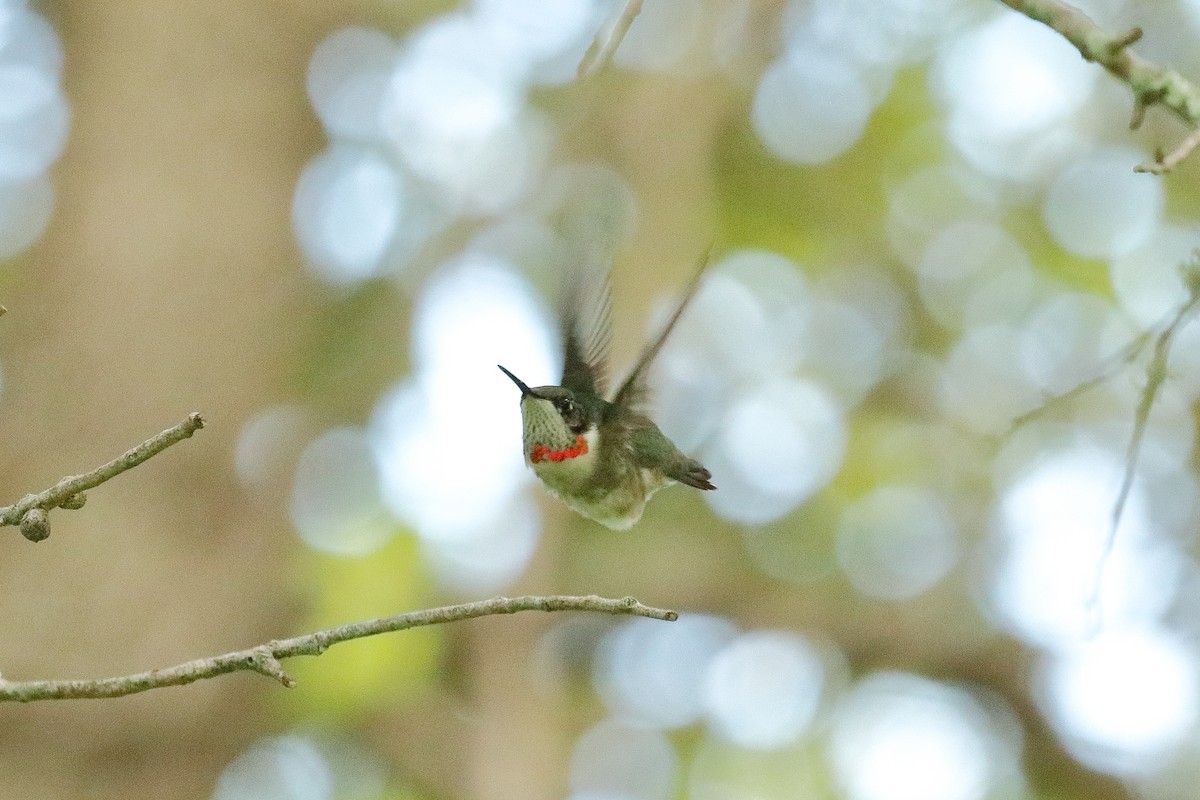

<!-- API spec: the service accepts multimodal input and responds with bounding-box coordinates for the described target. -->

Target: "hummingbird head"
[498,365,595,465]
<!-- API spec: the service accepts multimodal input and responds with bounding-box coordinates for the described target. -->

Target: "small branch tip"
[248,651,294,686]
[1135,128,1200,175]
[3,411,207,541]
[1130,100,1148,130]
[1112,26,1143,52]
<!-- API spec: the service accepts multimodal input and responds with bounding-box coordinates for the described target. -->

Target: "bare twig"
[0,595,677,702]
[577,0,643,79]
[1009,330,1152,430]
[0,412,205,541]
[1002,254,1200,627]
[996,0,1200,173]
[1089,261,1200,618]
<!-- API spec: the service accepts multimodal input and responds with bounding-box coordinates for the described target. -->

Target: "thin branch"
[996,0,1200,172]
[1000,254,1200,626]
[1089,264,1200,617]
[0,595,678,702]
[1009,330,1152,430]
[577,0,643,80]
[0,412,205,541]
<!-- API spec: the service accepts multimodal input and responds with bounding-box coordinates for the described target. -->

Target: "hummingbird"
[498,251,716,529]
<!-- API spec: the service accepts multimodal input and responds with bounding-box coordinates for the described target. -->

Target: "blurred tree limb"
[577,0,642,79]
[997,0,1200,173]
[0,412,205,542]
[0,595,677,702]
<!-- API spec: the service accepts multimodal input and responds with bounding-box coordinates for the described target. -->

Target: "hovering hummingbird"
[498,251,716,529]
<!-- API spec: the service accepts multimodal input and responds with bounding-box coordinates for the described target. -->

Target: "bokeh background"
[2,0,1200,798]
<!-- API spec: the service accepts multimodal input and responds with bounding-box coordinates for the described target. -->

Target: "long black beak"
[497,364,535,398]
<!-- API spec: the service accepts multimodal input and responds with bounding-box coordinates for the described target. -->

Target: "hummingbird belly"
[529,427,628,527]
[533,443,674,530]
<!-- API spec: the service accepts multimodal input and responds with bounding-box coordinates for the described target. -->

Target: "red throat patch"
[530,434,589,464]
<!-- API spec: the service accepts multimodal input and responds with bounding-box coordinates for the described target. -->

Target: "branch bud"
[19,508,50,542]
[60,493,86,510]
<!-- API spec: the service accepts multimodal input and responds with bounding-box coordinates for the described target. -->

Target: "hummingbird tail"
[672,458,716,491]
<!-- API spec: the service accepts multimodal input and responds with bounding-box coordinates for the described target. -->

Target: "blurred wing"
[608,246,713,416]
[560,266,612,397]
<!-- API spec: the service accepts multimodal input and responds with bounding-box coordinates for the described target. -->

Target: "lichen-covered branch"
[0,412,205,542]
[0,595,678,702]
[996,0,1200,172]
